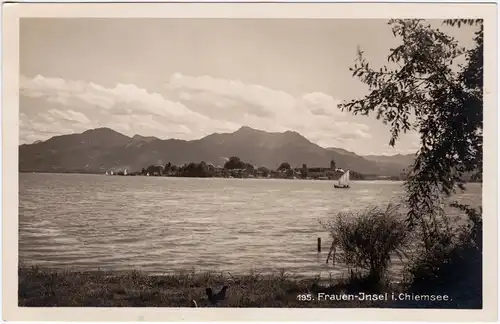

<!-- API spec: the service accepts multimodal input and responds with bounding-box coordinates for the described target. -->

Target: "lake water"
[19,173,482,279]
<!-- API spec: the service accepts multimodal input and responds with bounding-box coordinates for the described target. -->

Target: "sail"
[338,170,350,186]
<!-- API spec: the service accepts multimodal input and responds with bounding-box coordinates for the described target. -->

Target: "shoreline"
[18,171,483,183]
[18,265,402,308]
[19,171,411,182]
[19,172,483,183]
[18,265,476,308]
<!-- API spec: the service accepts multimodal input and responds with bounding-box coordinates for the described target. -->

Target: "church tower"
[330,158,336,171]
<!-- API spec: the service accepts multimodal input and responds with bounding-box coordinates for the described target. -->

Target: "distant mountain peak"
[284,130,301,136]
[234,126,300,136]
[235,125,260,133]
[83,127,116,133]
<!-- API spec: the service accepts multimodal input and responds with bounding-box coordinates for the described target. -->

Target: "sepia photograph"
[2,2,498,322]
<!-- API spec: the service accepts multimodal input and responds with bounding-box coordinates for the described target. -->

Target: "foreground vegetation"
[320,203,482,309]
[20,266,405,308]
[322,18,484,309]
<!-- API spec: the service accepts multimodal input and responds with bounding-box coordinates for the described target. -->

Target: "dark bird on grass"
[206,285,229,305]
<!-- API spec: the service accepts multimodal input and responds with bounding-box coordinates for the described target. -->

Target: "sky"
[19,18,477,155]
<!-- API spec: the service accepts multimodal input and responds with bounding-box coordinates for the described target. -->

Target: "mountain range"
[19,126,416,176]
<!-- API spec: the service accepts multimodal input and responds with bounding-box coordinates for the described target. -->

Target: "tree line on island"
[114,156,365,180]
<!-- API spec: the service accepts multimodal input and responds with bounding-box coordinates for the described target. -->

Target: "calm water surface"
[19,173,481,279]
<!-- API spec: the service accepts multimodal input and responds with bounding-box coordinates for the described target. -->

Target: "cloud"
[19,73,372,147]
[47,109,91,124]
[164,73,370,143]
[301,92,346,117]
[19,74,242,143]
[166,73,346,119]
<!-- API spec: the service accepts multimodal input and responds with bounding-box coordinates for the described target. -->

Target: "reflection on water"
[19,173,481,279]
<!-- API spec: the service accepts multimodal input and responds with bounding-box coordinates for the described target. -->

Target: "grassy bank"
[19,266,407,308]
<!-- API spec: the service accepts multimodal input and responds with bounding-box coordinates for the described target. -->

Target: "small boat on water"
[334,170,350,189]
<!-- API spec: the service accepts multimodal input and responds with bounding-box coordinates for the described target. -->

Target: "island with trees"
[113,156,366,180]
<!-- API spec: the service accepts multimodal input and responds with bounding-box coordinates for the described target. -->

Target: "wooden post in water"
[317,237,321,252]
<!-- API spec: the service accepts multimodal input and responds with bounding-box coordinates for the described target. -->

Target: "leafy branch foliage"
[321,204,412,290]
[338,19,483,248]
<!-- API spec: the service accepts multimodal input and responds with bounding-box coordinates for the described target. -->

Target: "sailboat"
[334,170,350,189]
